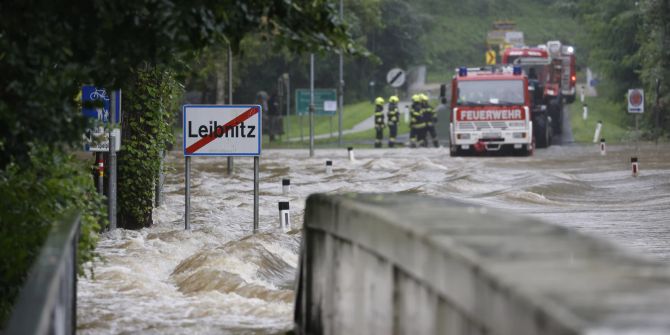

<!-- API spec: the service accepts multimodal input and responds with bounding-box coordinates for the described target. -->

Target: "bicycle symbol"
[89,89,109,101]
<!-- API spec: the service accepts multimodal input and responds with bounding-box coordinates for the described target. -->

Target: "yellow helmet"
[389,95,399,103]
[375,97,384,105]
[421,94,429,102]
[411,94,421,103]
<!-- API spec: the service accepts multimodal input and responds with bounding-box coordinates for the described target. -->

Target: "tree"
[0,0,354,169]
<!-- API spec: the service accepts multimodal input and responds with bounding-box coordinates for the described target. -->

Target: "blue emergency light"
[513,66,522,75]
[458,67,467,77]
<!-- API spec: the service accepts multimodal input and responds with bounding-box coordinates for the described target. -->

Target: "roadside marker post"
[593,120,602,143]
[631,157,639,177]
[183,105,262,233]
[600,138,606,156]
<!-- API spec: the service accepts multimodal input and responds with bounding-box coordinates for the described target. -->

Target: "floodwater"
[78,143,670,334]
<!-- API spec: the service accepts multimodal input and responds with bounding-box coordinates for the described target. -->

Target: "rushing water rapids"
[78,143,670,334]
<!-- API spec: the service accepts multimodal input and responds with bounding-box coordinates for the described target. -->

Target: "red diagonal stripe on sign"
[186,107,259,154]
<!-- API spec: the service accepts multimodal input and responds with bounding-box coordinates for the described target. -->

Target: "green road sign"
[295,89,337,116]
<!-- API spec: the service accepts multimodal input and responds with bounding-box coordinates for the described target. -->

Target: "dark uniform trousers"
[423,105,439,147]
[387,104,399,147]
[374,105,384,148]
[410,104,425,148]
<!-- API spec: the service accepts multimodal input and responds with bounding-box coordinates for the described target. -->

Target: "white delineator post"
[326,160,333,174]
[593,120,602,143]
[282,178,291,195]
[348,147,355,161]
[583,103,588,120]
[631,157,639,177]
[279,201,290,232]
[600,138,606,156]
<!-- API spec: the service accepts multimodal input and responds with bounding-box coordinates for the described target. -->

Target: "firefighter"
[373,97,385,148]
[421,94,439,147]
[387,95,400,147]
[410,94,425,148]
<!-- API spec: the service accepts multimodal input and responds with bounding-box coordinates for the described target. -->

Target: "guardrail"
[295,193,670,334]
[5,212,80,335]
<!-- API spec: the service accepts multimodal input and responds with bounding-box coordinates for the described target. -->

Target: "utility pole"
[338,0,344,147]
[309,54,315,157]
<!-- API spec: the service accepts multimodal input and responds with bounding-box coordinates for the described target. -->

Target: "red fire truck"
[502,46,564,135]
[449,66,535,156]
[547,41,577,103]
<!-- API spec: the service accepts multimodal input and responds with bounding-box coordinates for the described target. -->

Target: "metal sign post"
[627,88,644,155]
[309,53,315,158]
[183,105,262,233]
[185,156,191,230]
[253,156,259,233]
[109,131,117,230]
[227,46,234,176]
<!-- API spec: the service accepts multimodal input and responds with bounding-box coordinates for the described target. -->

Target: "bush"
[0,145,106,328]
[118,66,181,229]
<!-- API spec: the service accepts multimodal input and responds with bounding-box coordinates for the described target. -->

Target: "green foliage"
[566,0,669,137]
[118,67,181,229]
[0,0,354,170]
[0,146,105,328]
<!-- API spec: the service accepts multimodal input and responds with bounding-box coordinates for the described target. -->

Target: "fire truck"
[449,66,535,156]
[547,41,577,103]
[502,42,576,135]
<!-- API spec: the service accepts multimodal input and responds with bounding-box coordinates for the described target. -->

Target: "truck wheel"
[535,115,550,148]
[449,145,460,157]
[549,100,563,135]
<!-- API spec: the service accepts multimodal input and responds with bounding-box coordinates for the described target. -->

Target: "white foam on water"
[79,144,670,333]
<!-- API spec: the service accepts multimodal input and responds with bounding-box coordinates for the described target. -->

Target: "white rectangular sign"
[85,128,121,152]
[627,89,644,114]
[323,100,337,112]
[183,105,262,156]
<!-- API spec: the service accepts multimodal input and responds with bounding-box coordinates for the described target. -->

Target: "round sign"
[629,89,643,106]
[386,68,406,88]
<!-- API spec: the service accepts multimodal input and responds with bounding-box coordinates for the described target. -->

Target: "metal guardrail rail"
[4,212,80,335]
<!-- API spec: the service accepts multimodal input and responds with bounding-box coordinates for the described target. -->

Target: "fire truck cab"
[449,66,533,156]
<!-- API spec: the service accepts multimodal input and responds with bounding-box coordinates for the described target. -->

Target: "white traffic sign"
[386,68,406,88]
[627,89,644,114]
[183,105,262,156]
[85,128,121,152]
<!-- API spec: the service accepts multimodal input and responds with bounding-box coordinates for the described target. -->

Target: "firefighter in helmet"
[373,97,385,148]
[410,94,424,148]
[387,95,400,147]
[421,93,439,147]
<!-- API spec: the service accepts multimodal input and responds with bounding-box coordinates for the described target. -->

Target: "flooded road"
[78,143,670,334]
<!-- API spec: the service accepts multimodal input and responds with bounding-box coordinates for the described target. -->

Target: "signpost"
[82,86,122,152]
[386,68,406,88]
[81,86,121,231]
[296,89,337,116]
[628,89,644,154]
[183,105,262,232]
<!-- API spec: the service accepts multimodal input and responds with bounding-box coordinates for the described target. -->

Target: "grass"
[568,92,630,143]
[280,101,374,140]
[263,100,412,148]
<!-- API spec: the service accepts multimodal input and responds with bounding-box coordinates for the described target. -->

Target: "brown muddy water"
[78,143,670,334]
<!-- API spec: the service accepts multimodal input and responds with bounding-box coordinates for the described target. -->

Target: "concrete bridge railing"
[294,193,670,335]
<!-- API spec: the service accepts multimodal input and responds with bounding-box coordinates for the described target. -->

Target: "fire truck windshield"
[457,80,525,106]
